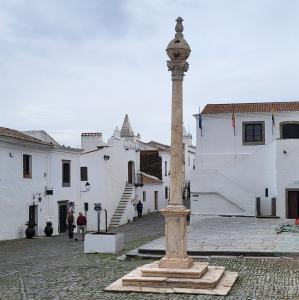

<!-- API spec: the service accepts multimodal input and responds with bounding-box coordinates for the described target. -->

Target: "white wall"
[80,136,139,231]
[136,184,166,214]
[191,193,245,215]
[49,149,82,235]
[276,139,299,218]
[195,112,299,155]
[191,111,299,217]
[0,140,81,241]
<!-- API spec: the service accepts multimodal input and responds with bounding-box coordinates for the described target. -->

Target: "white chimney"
[81,132,103,152]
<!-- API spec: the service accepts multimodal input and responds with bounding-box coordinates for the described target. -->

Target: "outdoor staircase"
[194,169,256,215]
[109,184,135,228]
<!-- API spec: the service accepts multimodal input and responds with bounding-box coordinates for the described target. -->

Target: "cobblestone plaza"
[0,213,299,299]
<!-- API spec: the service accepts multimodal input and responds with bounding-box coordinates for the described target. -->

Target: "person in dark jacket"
[137,201,143,218]
[77,212,87,241]
[67,212,75,240]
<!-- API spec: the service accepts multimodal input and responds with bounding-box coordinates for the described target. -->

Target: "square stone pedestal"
[105,261,238,295]
[159,206,193,269]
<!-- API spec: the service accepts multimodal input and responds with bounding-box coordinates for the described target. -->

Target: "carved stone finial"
[175,17,184,36]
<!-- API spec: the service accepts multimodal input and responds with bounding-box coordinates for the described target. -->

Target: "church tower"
[120,114,135,141]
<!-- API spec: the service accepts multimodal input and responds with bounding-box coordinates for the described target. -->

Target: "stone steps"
[109,185,135,228]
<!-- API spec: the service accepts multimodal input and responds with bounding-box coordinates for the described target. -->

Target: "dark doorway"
[29,204,38,232]
[128,161,135,184]
[287,191,299,218]
[58,203,68,233]
[281,123,299,139]
[154,191,158,210]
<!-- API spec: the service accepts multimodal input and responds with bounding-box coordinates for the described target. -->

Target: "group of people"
[66,201,143,240]
[67,212,87,241]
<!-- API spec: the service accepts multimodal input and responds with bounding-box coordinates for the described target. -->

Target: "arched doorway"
[128,161,135,185]
[280,122,299,139]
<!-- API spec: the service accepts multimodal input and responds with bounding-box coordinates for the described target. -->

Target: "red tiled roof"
[0,127,51,145]
[147,141,171,152]
[142,173,162,184]
[202,102,299,114]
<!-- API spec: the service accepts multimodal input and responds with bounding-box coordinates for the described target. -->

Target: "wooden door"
[154,191,158,210]
[128,161,135,184]
[287,191,299,218]
[128,162,132,184]
[59,204,68,233]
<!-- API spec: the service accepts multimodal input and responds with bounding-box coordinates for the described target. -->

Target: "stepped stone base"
[105,261,238,295]
[141,262,208,278]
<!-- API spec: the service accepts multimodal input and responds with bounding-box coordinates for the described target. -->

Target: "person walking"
[67,212,75,240]
[77,212,87,241]
[137,200,143,218]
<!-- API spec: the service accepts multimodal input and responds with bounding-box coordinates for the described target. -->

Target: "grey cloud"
[1,0,299,147]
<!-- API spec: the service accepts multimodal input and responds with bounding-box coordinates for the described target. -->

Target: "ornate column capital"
[167,60,189,81]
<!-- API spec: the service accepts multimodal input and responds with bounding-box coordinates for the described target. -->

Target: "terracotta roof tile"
[202,101,299,115]
[142,173,162,184]
[0,127,51,145]
[147,141,171,152]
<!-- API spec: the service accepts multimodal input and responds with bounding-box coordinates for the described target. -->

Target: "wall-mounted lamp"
[9,152,13,158]
[33,192,42,202]
[81,182,91,193]
[103,155,110,160]
[283,150,287,154]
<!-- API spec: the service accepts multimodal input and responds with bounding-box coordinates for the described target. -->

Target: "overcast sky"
[1,0,299,147]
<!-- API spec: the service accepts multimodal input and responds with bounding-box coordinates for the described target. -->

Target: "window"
[164,161,168,176]
[165,186,168,199]
[23,154,32,178]
[80,167,88,181]
[143,191,146,202]
[242,121,265,145]
[280,122,299,139]
[62,160,71,187]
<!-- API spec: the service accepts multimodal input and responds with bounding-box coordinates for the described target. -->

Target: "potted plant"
[25,220,36,239]
[44,221,53,237]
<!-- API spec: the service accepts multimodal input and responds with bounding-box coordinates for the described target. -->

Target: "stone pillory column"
[159,17,193,269]
[105,18,238,295]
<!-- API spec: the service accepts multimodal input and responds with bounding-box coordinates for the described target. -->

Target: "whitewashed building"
[191,102,299,219]
[0,128,82,241]
[80,115,168,231]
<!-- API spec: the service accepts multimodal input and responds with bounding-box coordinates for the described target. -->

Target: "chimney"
[81,132,103,152]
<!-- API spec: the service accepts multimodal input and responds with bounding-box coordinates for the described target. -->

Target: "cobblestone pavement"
[111,212,165,244]
[1,212,299,300]
[138,215,299,255]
